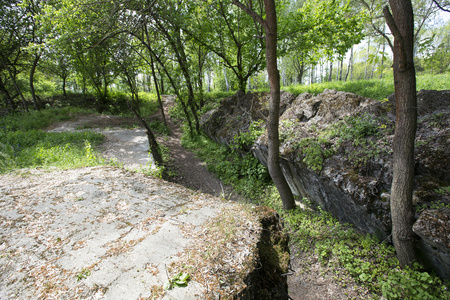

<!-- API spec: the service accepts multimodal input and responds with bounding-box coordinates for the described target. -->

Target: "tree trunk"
[30,53,41,111]
[263,0,296,210]
[233,0,296,210]
[127,102,163,167]
[223,67,230,91]
[328,61,333,82]
[150,54,167,127]
[383,0,417,268]
[62,75,67,97]
[345,47,353,82]
[365,37,371,79]
[380,36,386,79]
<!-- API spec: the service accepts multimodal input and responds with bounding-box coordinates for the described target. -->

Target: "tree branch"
[371,22,394,52]
[432,0,450,12]
[232,0,266,30]
[383,5,407,71]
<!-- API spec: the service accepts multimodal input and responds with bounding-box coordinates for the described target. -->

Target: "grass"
[282,73,450,100]
[0,108,104,173]
[180,126,450,300]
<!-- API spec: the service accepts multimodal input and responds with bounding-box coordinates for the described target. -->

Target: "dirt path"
[45,96,370,299]
[149,96,241,202]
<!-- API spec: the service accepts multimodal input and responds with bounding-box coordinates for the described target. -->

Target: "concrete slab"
[0,166,259,299]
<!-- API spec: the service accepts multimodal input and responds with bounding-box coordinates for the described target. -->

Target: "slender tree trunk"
[328,61,333,82]
[150,54,167,127]
[345,47,353,81]
[127,102,163,167]
[233,0,296,210]
[339,58,344,81]
[223,67,230,91]
[0,77,16,112]
[264,0,296,210]
[383,0,417,268]
[365,37,371,79]
[380,37,386,79]
[2,62,28,112]
[62,75,67,97]
[30,53,41,110]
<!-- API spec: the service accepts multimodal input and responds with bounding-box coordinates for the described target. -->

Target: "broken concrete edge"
[0,166,289,299]
[162,204,290,299]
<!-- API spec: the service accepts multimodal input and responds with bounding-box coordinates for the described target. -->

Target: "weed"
[163,272,190,290]
[76,268,91,281]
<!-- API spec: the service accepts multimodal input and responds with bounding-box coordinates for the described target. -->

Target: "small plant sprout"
[163,271,190,290]
[76,268,91,281]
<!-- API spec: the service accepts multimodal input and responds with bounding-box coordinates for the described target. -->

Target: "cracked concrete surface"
[0,166,247,299]
[0,118,260,299]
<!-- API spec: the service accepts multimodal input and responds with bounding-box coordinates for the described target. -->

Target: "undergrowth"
[0,108,104,173]
[181,126,450,299]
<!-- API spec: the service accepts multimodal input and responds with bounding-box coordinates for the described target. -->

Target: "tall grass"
[283,73,450,100]
[0,108,104,173]
[0,107,87,132]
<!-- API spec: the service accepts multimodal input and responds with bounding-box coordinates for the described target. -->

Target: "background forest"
[0,0,449,117]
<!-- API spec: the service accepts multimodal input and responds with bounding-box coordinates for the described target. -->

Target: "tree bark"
[344,47,353,82]
[263,0,296,210]
[383,1,417,268]
[328,61,333,82]
[365,37,371,79]
[30,53,41,111]
[150,54,167,127]
[233,0,296,211]
[127,101,163,167]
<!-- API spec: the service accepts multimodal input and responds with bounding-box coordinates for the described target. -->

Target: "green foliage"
[231,120,265,150]
[149,120,171,136]
[416,73,450,91]
[0,130,104,173]
[76,268,91,281]
[292,114,384,171]
[139,92,160,116]
[284,73,450,100]
[0,108,104,173]
[264,197,450,299]
[181,132,270,200]
[164,272,190,290]
[284,77,395,100]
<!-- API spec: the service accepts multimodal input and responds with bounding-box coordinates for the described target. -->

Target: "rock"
[238,206,290,299]
[201,90,296,150]
[201,89,450,279]
[413,208,450,280]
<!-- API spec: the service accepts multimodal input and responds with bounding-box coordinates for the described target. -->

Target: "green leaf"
[163,281,172,290]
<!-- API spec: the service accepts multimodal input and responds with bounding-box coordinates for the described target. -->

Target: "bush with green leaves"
[291,114,387,171]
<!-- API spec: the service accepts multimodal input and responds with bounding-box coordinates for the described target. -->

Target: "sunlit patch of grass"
[283,73,450,100]
[0,107,89,132]
[0,130,104,173]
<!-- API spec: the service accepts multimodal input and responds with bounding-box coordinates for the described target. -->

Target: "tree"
[187,0,265,93]
[383,0,418,267]
[233,0,296,210]
[0,0,32,111]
